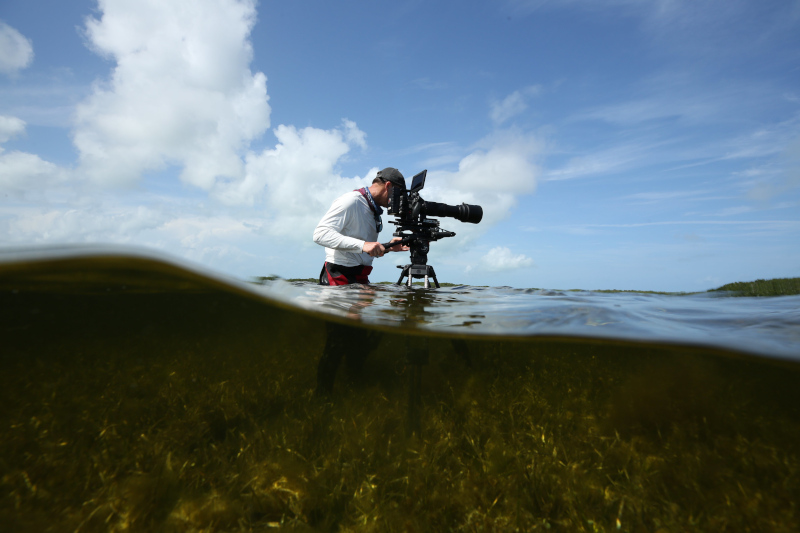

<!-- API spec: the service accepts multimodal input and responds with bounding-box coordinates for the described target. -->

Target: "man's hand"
[387,237,410,252]
[362,242,385,257]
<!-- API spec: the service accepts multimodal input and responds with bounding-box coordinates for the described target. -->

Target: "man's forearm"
[313,225,365,253]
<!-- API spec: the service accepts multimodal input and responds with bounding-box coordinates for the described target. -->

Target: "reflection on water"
[1,249,799,532]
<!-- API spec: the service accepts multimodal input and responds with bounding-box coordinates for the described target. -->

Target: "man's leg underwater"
[316,322,381,396]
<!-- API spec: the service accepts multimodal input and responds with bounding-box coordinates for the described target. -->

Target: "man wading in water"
[312,168,409,395]
[313,167,409,285]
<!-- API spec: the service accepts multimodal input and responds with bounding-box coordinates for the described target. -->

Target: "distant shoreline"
[251,276,800,297]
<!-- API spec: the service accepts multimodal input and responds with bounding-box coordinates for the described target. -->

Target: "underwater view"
[2,247,799,532]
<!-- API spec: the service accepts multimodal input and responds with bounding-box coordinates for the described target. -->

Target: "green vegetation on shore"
[710,277,800,297]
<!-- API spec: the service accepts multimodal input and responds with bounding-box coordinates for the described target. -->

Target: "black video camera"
[382,170,483,287]
[387,170,483,225]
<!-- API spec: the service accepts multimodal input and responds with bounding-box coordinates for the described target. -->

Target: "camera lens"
[423,201,483,224]
[456,203,483,224]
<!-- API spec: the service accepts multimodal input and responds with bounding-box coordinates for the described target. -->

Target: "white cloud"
[621,188,714,204]
[0,115,26,143]
[491,92,527,125]
[0,201,268,273]
[0,21,33,76]
[0,116,69,194]
[396,131,543,273]
[574,75,790,137]
[57,0,375,251]
[747,134,800,202]
[214,120,369,241]
[505,0,667,18]
[545,141,658,181]
[558,87,800,186]
[506,0,800,60]
[0,151,69,194]
[479,246,534,271]
[507,0,741,24]
[409,130,542,254]
[73,0,270,187]
[570,70,753,127]
[5,205,164,243]
[490,86,541,125]
[455,136,540,195]
[720,116,800,162]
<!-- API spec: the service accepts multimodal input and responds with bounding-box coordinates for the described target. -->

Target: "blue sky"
[1,0,798,291]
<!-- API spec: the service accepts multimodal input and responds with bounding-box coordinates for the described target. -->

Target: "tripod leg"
[405,336,428,437]
[430,266,441,289]
[451,339,472,367]
[407,363,423,437]
[396,265,409,286]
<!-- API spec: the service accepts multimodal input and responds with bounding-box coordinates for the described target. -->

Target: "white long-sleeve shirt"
[313,190,379,267]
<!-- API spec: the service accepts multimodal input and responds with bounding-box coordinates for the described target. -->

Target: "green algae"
[1,256,799,532]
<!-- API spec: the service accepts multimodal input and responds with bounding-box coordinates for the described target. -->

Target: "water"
[271,281,800,361]
[1,246,799,532]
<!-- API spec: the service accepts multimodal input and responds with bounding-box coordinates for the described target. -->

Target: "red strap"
[326,270,350,286]
[355,187,379,216]
[354,267,372,284]
[324,262,373,285]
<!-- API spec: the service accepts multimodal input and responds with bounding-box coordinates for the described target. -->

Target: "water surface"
[269,280,800,360]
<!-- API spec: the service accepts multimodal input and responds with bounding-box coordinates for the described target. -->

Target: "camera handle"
[380,235,412,250]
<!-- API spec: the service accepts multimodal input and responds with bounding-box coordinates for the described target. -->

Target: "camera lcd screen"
[410,170,427,192]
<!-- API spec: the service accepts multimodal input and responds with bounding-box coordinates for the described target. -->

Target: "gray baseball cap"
[376,167,406,190]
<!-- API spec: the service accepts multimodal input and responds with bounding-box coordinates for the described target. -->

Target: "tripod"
[396,237,440,288]
[382,219,453,289]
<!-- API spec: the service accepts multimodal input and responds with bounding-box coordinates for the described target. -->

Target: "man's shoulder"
[333,189,367,208]
[339,189,363,200]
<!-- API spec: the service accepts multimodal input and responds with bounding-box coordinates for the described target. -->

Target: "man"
[313,167,409,286]
[312,167,409,396]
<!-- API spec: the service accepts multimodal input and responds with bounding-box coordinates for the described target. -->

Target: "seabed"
[1,257,799,532]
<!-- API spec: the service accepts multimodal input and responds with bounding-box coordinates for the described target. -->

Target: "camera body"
[387,169,423,221]
[387,170,483,225]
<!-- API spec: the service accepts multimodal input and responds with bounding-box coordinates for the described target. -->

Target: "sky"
[1,0,799,292]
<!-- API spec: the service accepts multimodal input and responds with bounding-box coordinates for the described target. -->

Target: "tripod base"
[396,264,440,288]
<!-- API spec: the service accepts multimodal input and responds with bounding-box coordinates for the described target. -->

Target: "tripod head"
[384,218,455,266]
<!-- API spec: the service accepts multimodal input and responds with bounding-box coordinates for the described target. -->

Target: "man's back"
[313,190,377,268]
